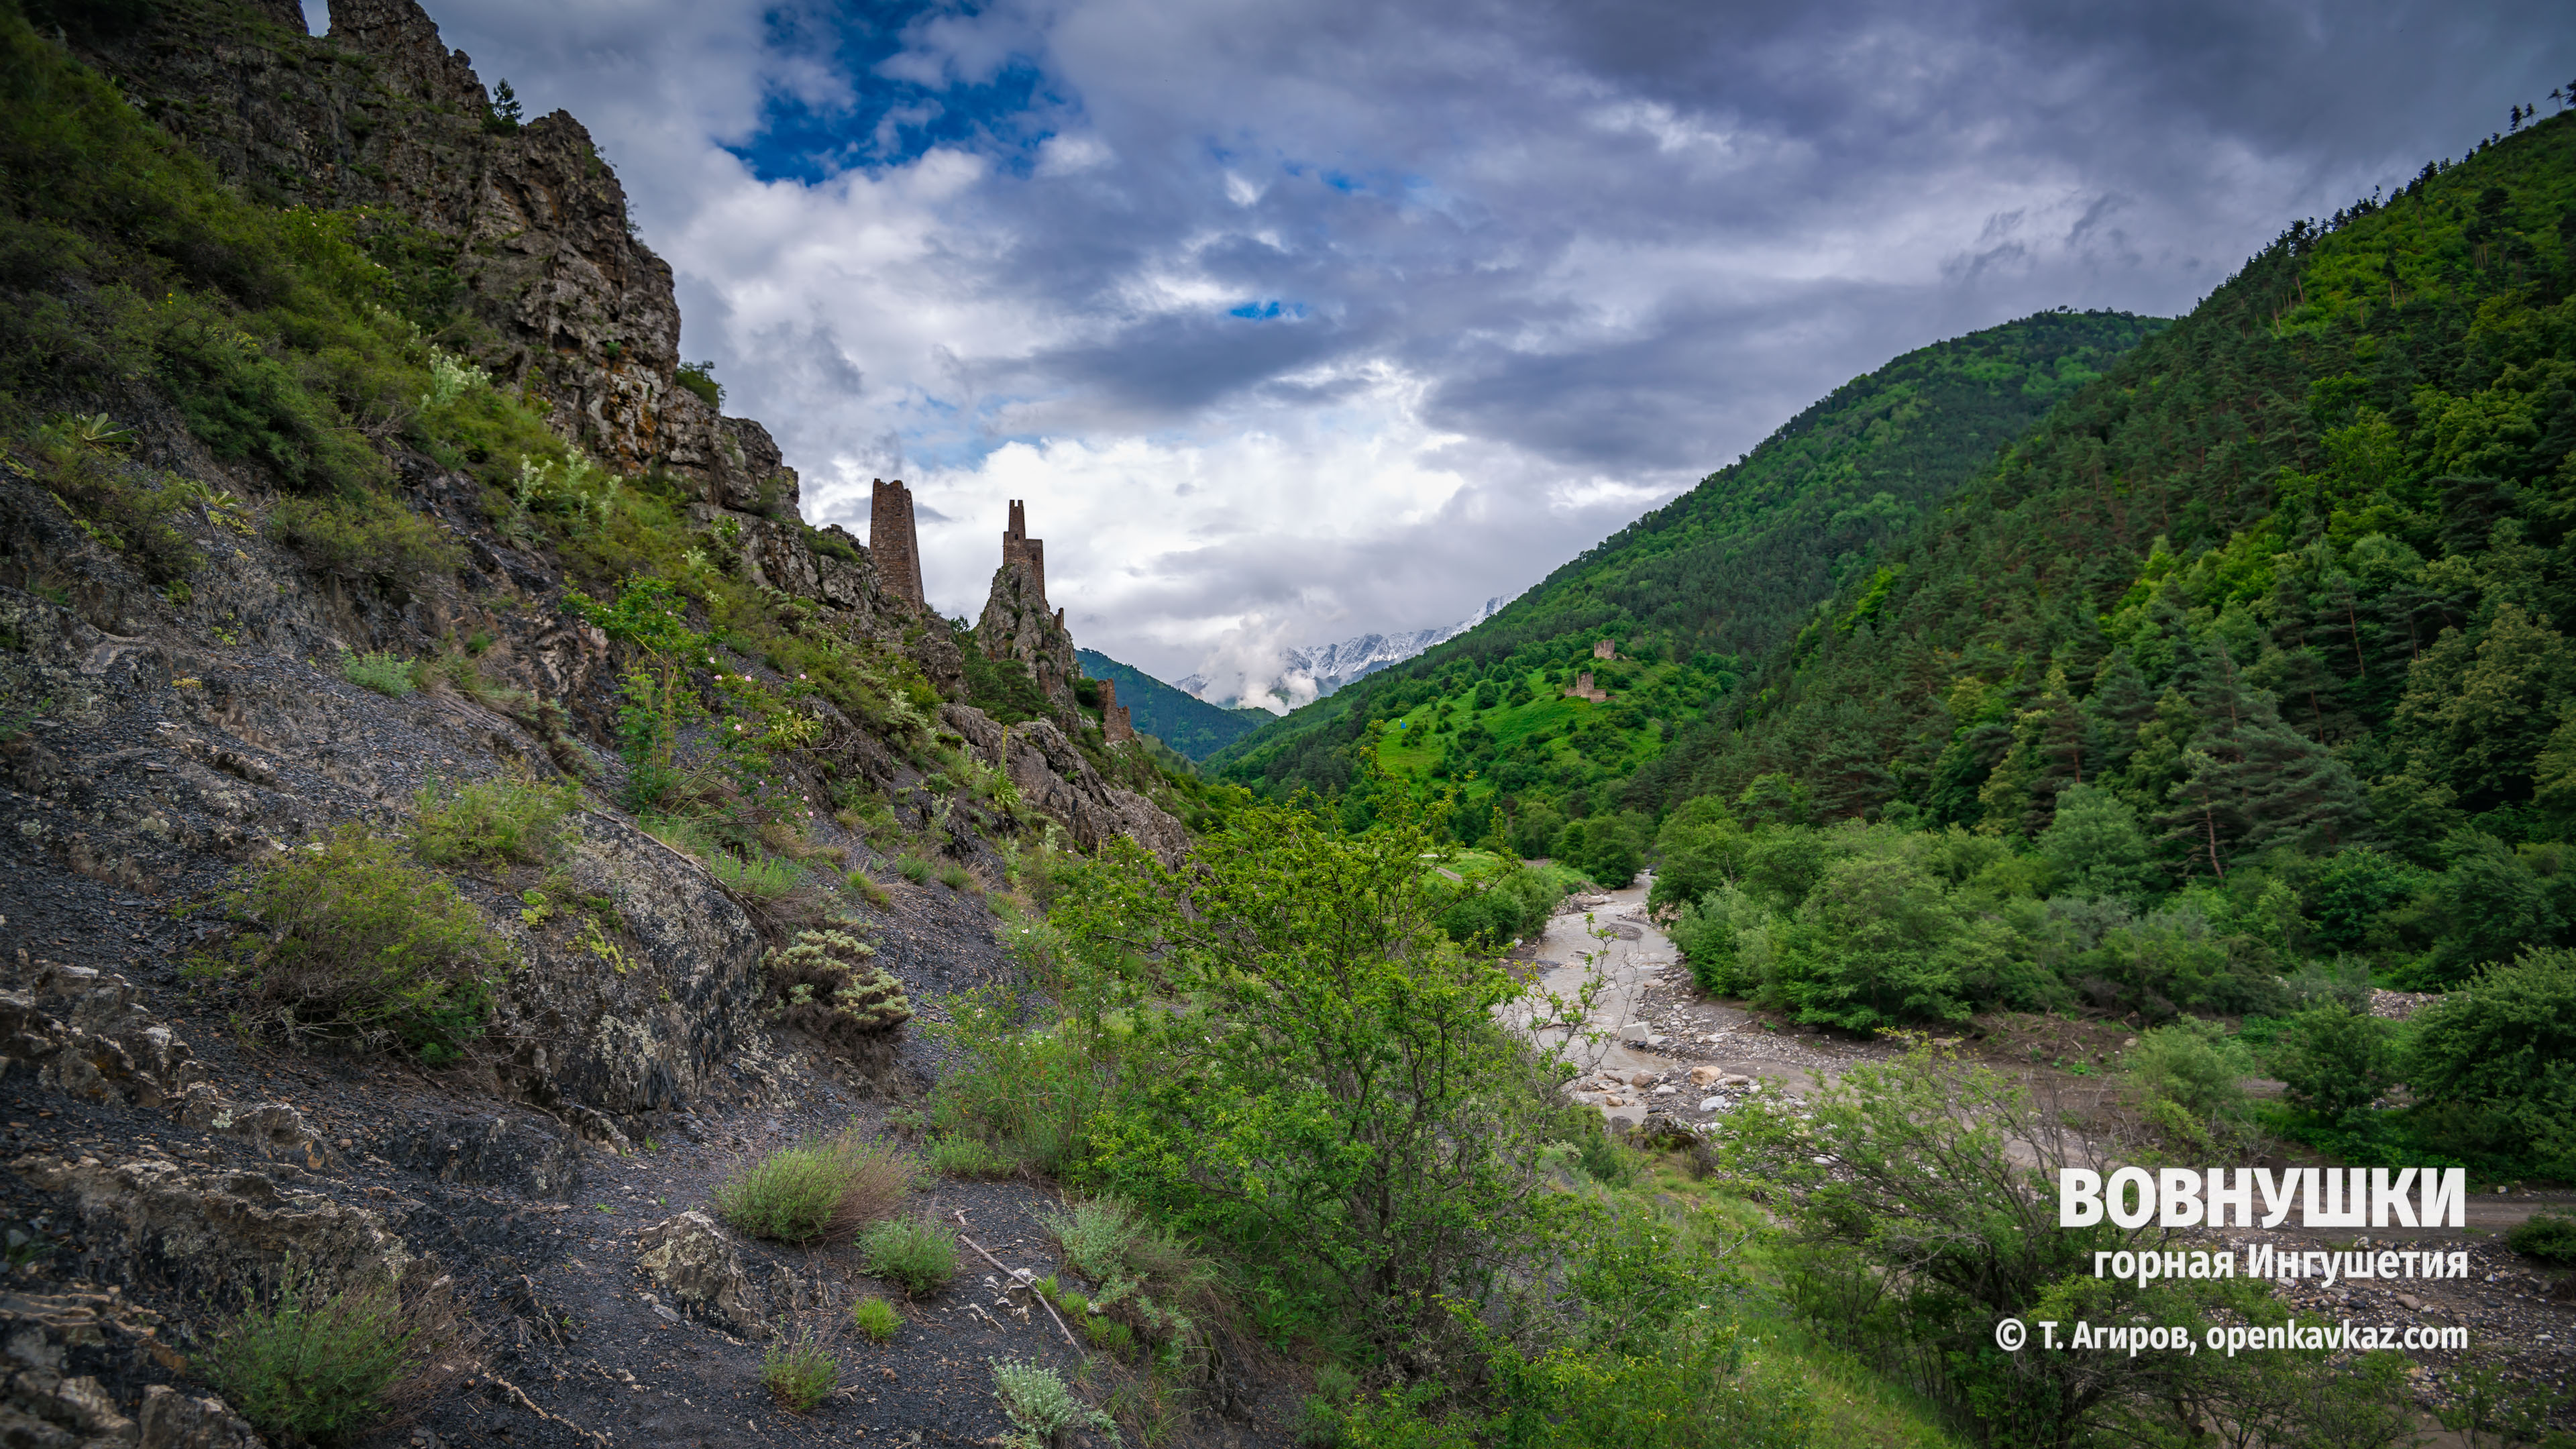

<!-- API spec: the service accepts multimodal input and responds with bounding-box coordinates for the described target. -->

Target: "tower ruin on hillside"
[1099,677,1136,743]
[1001,499,1046,600]
[978,500,1081,714]
[1564,670,1609,703]
[869,478,926,611]
[1593,637,1616,660]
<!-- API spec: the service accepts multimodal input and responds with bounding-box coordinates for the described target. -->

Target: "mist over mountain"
[1181,598,1509,713]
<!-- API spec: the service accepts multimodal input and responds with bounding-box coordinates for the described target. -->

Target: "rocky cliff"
[0,1,1206,1442]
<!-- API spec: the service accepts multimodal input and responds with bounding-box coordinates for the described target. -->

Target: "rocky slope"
[0,0,1210,1442]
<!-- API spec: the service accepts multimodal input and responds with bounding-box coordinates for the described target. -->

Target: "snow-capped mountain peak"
[1183,597,1508,713]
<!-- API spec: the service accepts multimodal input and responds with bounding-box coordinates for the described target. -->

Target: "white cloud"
[405,0,2557,691]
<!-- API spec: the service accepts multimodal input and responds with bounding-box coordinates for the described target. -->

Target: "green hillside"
[1686,111,2576,855]
[1076,648,1267,760]
[1207,308,2167,810]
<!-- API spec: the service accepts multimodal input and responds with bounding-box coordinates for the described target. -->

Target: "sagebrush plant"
[759,1330,839,1411]
[411,775,579,867]
[927,1134,1015,1178]
[763,927,912,1051]
[851,1295,903,1343]
[710,1130,913,1244]
[187,825,502,1059]
[1040,1195,1218,1350]
[859,1214,957,1295]
[198,1263,470,1446]
[339,649,419,698]
[990,1356,1116,1449]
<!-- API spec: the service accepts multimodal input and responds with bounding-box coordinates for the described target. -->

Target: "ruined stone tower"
[870,478,926,612]
[1099,677,1136,744]
[1001,499,1046,604]
[979,500,1079,714]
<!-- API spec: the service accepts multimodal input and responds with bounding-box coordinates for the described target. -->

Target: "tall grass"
[710,1131,914,1244]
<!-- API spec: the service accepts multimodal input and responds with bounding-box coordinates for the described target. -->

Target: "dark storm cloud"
[396,0,2559,681]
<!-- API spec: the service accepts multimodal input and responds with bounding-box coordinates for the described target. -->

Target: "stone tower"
[1593,637,1616,660]
[1001,498,1046,603]
[870,478,926,612]
[979,500,1079,714]
[1099,677,1136,744]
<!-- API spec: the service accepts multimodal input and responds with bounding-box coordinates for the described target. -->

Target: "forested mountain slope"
[1075,648,1266,760]
[1668,111,2576,866]
[1207,309,2165,808]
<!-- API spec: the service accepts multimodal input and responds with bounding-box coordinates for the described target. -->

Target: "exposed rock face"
[0,1288,264,1448]
[18,1155,413,1293]
[0,966,205,1112]
[978,561,1078,711]
[69,0,790,514]
[940,706,1189,865]
[695,508,966,701]
[635,1212,765,1338]
[977,502,1079,712]
[384,1113,583,1199]
[490,812,768,1118]
[137,1385,267,1449]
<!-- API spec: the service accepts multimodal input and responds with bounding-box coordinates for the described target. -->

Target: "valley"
[0,0,2567,1445]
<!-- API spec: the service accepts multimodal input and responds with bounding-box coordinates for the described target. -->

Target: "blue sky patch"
[729,1,1069,184]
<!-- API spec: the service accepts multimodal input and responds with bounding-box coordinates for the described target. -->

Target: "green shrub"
[270,493,462,588]
[851,1295,903,1344]
[896,855,935,885]
[2506,1213,2576,1265]
[763,928,912,1046]
[2035,784,2159,902]
[2408,948,2576,1179]
[1081,1314,1134,1354]
[339,649,417,698]
[759,1331,839,1411]
[1646,798,1746,914]
[859,1214,957,1295]
[1768,853,2017,1030]
[188,825,501,1057]
[675,359,723,409]
[2271,1005,2398,1118]
[1671,885,1762,996]
[989,1356,1114,1449]
[198,1267,458,1446]
[708,850,803,900]
[2127,1017,2256,1152]
[926,1134,1014,1178]
[936,861,975,892]
[922,984,1110,1175]
[411,775,578,867]
[710,1132,913,1244]
[1044,794,1568,1352]
[1555,814,1645,888]
[25,419,201,584]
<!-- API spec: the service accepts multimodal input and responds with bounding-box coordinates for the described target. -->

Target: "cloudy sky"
[321,0,2559,698]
